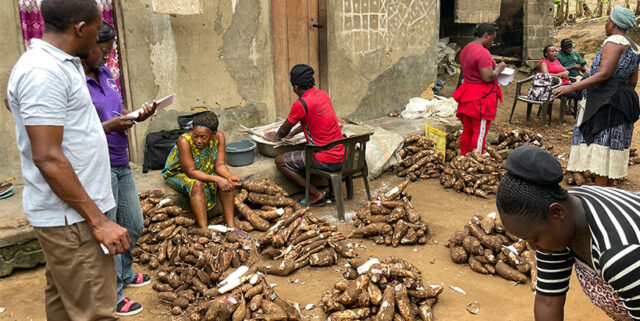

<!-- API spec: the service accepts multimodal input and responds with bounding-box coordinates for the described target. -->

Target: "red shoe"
[125,273,150,288]
[116,297,143,316]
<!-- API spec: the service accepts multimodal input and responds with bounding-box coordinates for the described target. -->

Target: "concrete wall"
[455,0,502,23]
[122,0,440,160]
[119,0,275,162]
[523,0,555,68]
[0,0,441,175]
[327,0,439,120]
[0,2,24,182]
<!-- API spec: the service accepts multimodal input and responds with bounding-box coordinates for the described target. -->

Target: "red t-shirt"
[286,88,344,164]
[459,43,496,84]
[538,59,570,85]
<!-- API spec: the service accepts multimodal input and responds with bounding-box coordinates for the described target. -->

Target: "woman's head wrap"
[503,146,563,186]
[611,7,637,30]
[289,64,315,86]
[193,111,219,133]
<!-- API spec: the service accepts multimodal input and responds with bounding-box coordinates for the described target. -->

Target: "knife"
[238,174,254,184]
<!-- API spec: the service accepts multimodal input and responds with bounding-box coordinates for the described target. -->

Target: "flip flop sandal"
[116,297,143,316]
[126,273,151,288]
[299,197,327,207]
[0,183,13,195]
[235,231,251,240]
[323,191,336,203]
[0,187,14,199]
[310,198,327,207]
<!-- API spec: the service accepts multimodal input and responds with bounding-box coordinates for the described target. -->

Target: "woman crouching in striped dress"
[497,146,640,321]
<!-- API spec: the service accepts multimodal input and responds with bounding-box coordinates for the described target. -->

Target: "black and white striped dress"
[536,186,640,319]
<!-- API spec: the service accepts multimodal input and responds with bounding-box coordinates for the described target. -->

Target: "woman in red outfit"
[540,44,582,114]
[539,45,571,85]
[453,23,506,155]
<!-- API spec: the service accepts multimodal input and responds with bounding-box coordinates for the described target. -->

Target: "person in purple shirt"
[83,21,157,316]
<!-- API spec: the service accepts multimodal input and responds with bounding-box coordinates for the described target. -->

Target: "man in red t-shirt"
[265,64,344,206]
[453,23,506,155]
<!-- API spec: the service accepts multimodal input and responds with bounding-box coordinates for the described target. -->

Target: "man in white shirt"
[7,0,130,319]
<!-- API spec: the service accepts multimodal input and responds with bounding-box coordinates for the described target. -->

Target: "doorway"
[494,0,524,59]
[271,0,327,117]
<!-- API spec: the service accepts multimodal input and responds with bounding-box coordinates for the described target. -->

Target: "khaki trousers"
[34,221,118,321]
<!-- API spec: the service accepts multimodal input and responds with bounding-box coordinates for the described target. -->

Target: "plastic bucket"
[226,139,257,167]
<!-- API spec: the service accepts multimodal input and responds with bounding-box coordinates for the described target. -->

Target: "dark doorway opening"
[439,0,524,60]
[493,0,524,58]
[439,0,475,46]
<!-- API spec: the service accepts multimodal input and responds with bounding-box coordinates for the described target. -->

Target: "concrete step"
[0,187,45,276]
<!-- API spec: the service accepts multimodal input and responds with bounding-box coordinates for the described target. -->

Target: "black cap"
[290,64,314,86]
[504,146,563,186]
[561,38,573,48]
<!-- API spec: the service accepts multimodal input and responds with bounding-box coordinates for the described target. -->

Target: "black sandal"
[324,191,336,203]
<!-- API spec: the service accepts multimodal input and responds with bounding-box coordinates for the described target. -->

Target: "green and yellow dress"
[162,133,219,210]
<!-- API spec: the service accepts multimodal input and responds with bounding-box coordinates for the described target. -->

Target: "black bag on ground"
[142,129,183,173]
[177,111,208,131]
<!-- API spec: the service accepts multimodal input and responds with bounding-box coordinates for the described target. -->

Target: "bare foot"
[307,192,324,205]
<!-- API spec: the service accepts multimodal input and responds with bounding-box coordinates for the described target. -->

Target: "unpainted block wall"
[523,0,555,68]
[454,0,502,23]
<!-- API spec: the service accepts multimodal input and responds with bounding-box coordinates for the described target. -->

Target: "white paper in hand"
[124,94,175,120]
[497,67,515,86]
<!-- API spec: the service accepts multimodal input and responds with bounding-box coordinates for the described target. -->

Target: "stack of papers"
[497,67,515,86]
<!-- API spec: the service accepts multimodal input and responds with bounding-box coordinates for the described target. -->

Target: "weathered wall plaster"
[327,0,439,120]
[0,0,441,175]
[119,0,275,162]
[0,2,25,183]
[152,0,203,15]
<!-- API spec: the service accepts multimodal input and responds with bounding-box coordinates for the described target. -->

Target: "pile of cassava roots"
[395,135,445,182]
[350,180,429,246]
[321,256,443,321]
[135,189,303,320]
[446,212,537,288]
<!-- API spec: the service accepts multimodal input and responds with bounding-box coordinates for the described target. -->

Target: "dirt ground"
[0,176,613,321]
[2,21,640,321]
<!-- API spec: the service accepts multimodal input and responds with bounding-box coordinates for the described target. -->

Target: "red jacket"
[453,82,503,121]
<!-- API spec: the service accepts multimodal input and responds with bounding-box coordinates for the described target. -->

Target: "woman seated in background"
[162,111,246,236]
[539,45,571,85]
[540,44,581,114]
